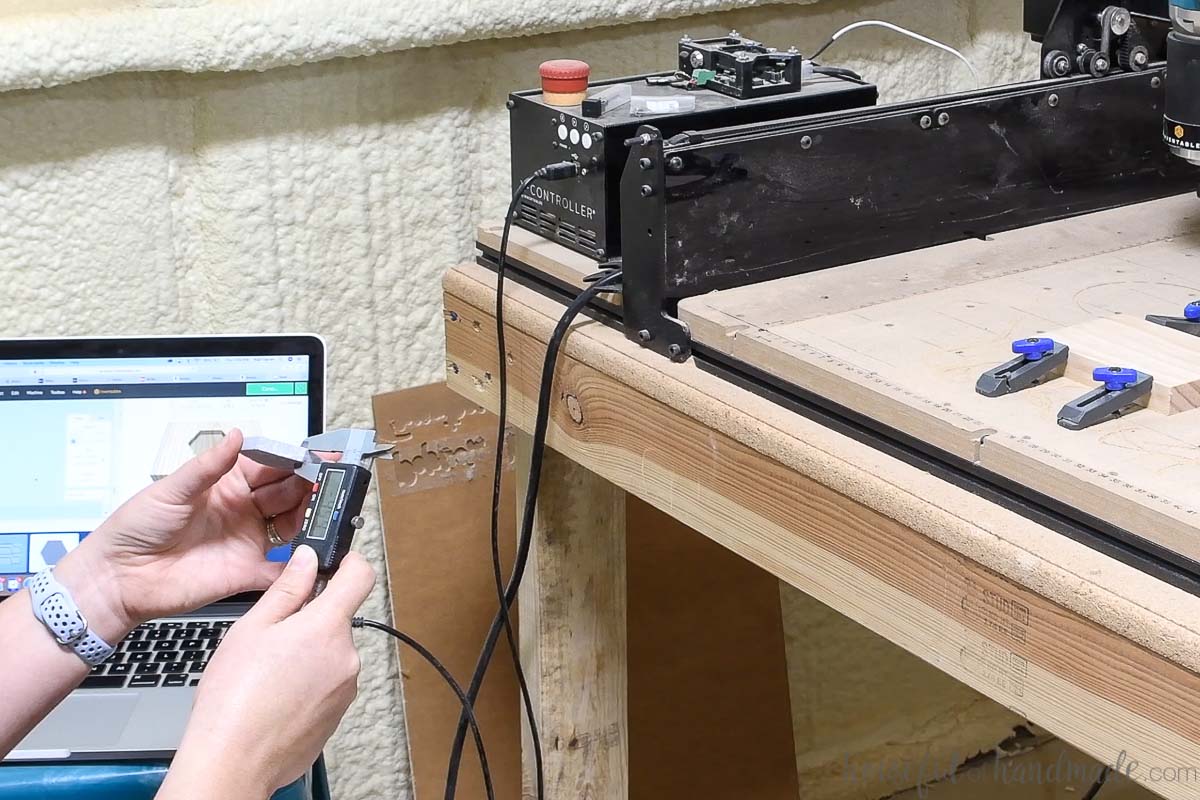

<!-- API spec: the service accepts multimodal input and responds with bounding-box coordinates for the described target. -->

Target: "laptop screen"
[0,350,317,596]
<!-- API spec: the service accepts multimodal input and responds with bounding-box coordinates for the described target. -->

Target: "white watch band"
[28,568,116,666]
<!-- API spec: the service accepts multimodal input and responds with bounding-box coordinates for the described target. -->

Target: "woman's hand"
[157,545,376,799]
[54,428,313,641]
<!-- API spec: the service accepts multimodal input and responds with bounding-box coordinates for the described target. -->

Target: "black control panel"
[507,35,877,261]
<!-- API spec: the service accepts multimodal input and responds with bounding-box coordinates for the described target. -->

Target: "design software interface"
[0,355,311,595]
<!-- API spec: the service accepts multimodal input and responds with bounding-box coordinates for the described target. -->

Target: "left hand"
[54,428,314,640]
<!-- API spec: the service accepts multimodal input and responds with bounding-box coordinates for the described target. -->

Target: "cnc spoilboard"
[679,195,1200,568]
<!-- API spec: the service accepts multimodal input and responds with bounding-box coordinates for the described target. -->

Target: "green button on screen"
[294,381,308,395]
[246,382,295,396]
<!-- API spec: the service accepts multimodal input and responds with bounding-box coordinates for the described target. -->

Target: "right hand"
[158,545,376,799]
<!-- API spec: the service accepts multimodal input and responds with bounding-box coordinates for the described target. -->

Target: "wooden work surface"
[679,195,1200,564]
[444,249,1200,799]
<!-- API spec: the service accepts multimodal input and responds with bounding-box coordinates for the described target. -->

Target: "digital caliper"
[241,428,393,592]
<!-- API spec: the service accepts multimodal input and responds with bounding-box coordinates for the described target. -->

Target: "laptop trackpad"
[19,693,137,750]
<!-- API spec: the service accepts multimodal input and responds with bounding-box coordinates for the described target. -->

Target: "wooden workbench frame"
[444,261,1200,800]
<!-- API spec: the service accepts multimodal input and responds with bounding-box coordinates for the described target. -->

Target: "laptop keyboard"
[80,619,234,690]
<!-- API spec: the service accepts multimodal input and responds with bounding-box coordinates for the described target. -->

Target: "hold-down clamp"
[1057,367,1153,431]
[976,337,1069,397]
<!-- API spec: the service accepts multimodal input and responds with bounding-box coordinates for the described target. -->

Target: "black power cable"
[455,267,623,798]
[1082,766,1111,800]
[445,161,615,800]
[812,65,867,84]
[470,165,559,800]
[444,269,624,799]
[350,617,495,800]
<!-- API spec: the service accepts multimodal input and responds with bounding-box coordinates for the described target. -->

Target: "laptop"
[0,335,324,760]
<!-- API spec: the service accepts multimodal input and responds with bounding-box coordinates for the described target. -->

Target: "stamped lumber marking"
[950,572,1032,645]
[960,642,1030,699]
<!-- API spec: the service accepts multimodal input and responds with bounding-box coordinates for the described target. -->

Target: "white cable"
[817,20,981,88]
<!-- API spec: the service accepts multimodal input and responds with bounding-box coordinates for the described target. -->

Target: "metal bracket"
[619,124,692,362]
[977,337,1070,397]
[1145,300,1200,336]
[1057,367,1153,430]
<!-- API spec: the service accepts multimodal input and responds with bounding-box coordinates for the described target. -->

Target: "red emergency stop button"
[540,59,590,106]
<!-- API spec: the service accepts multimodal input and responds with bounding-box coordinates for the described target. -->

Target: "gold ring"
[265,517,285,548]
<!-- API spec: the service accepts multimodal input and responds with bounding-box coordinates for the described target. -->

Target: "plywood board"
[680,195,1200,564]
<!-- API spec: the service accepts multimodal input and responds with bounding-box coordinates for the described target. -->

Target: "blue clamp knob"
[1012,337,1055,361]
[1094,366,1137,391]
[1186,301,1200,321]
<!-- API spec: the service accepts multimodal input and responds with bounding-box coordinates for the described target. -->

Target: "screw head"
[638,157,653,170]
[1134,50,1149,67]
[690,51,705,68]
[506,99,515,110]
[564,393,584,425]
[596,248,606,258]
[1152,76,1162,88]
[1095,366,1137,391]
[1094,54,1110,74]
[1048,93,1060,107]
[640,184,654,197]
[937,111,950,126]
[919,114,933,129]
[637,329,652,342]
[729,29,740,38]
[667,156,684,171]
[800,135,813,150]
[668,344,683,358]
[1012,337,1055,361]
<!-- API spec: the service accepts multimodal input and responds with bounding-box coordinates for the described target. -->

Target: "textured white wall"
[0,1,1036,797]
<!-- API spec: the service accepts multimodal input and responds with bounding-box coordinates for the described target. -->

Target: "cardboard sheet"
[373,383,521,800]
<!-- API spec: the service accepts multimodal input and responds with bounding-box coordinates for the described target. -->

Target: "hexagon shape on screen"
[189,429,227,457]
[41,539,68,566]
